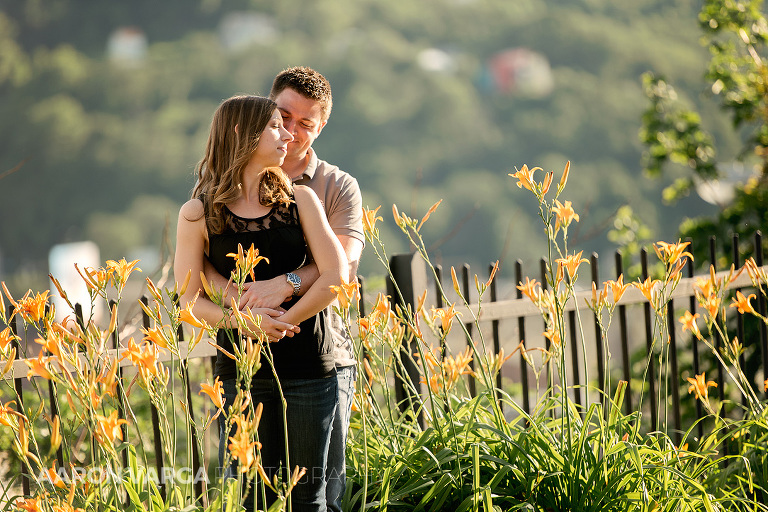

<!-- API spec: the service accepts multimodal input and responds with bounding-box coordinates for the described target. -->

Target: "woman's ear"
[234,123,239,135]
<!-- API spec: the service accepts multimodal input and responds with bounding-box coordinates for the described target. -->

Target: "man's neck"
[282,151,311,182]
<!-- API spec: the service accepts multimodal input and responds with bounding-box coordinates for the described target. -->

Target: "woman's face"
[251,109,293,168]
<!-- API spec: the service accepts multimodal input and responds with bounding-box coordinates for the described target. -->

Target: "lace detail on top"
[222,199,299,233]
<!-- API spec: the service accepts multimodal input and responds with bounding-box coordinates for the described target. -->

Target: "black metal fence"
[386,232,768,442]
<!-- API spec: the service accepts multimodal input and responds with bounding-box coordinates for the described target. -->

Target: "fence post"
[461,264,476,398]
[731,234,748,414]
[755,231,768,399]
[686,238,704,441]
[489,263,502,406]
[387,253,428,426]
[540,258,552,401]
[590,253,606,411]
[141,297,166,498]
[615,251,632,415]
[641,249,658,431]
[8,305,31,496]
[515,261,531,415]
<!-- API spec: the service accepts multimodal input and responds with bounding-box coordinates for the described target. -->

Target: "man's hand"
[237,276,293,311]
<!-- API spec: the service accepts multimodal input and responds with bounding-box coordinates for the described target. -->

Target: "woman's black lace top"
[207,198,335,380]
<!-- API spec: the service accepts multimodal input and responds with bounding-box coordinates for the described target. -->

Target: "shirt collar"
[293,148,318,184]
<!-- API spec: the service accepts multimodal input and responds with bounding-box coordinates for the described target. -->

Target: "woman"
[174,95,346,511]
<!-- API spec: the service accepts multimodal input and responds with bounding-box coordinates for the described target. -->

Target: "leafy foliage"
[640,0,768,266]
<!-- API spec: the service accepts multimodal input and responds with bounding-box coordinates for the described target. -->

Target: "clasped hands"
[235,276,299,342]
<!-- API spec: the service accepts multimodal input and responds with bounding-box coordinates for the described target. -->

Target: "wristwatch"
[286,272,301,297]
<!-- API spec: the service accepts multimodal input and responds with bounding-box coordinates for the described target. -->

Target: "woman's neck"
[239,164,266,203]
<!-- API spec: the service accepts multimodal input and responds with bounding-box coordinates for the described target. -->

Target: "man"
[205,66,364,512]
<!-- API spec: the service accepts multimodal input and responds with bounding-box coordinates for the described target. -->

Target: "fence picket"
[615,252,632,415]
[515,261,531,416]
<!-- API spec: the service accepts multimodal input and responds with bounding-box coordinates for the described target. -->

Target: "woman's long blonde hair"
[191,95,292,235]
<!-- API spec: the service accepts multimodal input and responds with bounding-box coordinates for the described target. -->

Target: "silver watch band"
[286,272,301,296]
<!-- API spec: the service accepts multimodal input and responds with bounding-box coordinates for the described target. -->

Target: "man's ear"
[316,120,327,136]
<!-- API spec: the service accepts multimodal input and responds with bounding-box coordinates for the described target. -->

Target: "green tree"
[640,0,768,266]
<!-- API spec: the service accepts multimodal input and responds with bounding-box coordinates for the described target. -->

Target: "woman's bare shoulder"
[179,198,205,219]
[293,184,321,206]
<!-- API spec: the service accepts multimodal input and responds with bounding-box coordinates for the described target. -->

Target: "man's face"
[273,88,327,163]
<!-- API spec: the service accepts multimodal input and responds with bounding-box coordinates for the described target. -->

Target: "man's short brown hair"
[270,66,333,122]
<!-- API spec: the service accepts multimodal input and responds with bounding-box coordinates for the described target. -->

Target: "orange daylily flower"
[76,264,110,291]
[14,290,50,323]
[606,275,630,304]
[703,295,721,318]
[371,293,392,323]
[330,280,360,310]
[556,251,588,280]
[694,276,714,299]
[227,244,269,282]
[543,327,561,347]
[53,505,85,512]
[509,164,537,192]
[0,401,21,428]
[654,240,693,266]
[199,377,225,410]
[98,361,119,398]
[26,352,53,380]
[228,425,259,473]
[44,463,67,489]
[517,277,541,303]
[421,347,474,394]
[95,410,127,445]
[15,497,43,512]
[687,373,717,401]
[362,206,382,234]
[141,325,170,350]
[634,277,659,303]
[106,258,141,290]
[552,199,580,232]
[120,338,161,377]
[431,304,462,336]
[679,311,700,336]
[0,327,18,351]
[179,303,206,329]
[730,291,756,314]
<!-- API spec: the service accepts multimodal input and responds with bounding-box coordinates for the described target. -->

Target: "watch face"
[287,272,300,294]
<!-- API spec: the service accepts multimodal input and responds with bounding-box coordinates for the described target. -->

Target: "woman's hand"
[239,307,300,342]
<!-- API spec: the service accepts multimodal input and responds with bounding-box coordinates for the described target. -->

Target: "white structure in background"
[218,12,278,50]
[696,161,759,207]
[49,241,102,323]
[417,48,458,74]
[107,27,148,67]
[488,48,554,98]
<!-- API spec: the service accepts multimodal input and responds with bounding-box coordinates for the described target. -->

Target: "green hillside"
[0,0,732,292]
